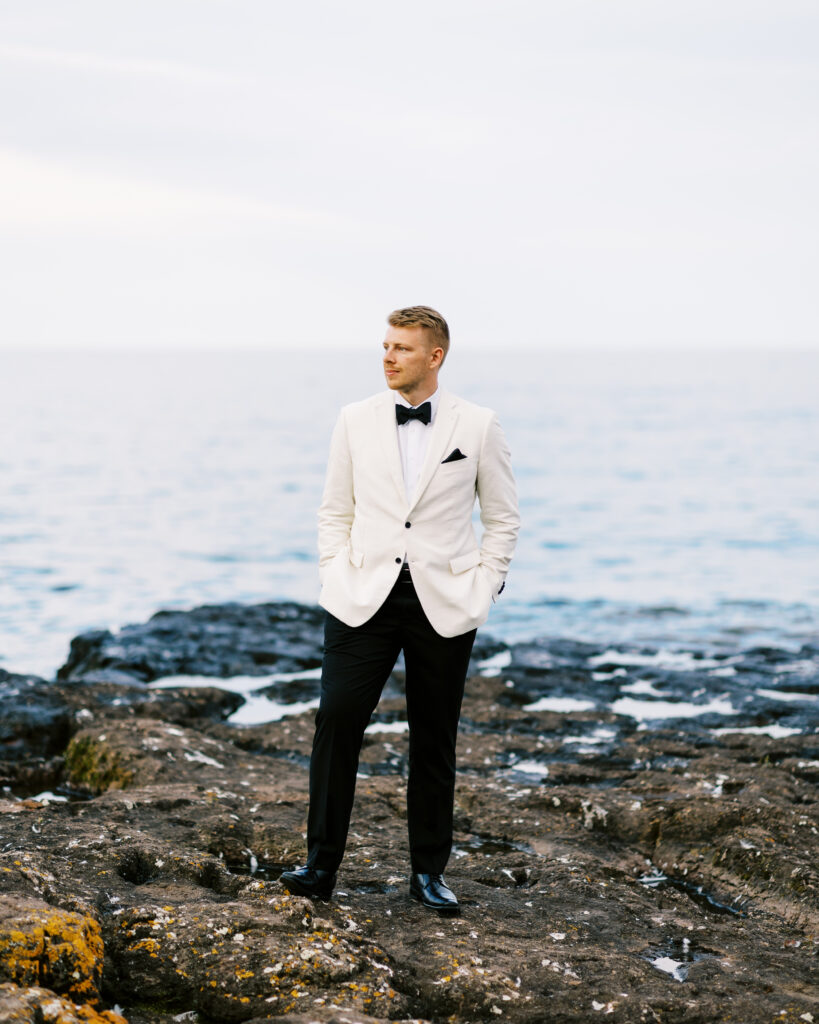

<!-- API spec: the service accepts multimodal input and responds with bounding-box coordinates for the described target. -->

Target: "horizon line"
[3,344,817,355]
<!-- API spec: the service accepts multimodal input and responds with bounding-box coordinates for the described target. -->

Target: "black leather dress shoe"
[279,866,336,900]
[409,872,460,915]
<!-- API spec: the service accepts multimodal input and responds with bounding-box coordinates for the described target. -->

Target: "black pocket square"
[442,448,467,463]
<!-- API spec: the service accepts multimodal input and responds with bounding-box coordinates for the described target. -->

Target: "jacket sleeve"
[476,412,520,597]
[317,410,355,583]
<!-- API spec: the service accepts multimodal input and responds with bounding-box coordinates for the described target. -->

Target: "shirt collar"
[394,387,440,421]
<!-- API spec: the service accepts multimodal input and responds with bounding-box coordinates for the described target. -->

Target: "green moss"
[65,735,133,794]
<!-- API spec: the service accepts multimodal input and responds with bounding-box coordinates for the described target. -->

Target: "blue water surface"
[1,349,817,678]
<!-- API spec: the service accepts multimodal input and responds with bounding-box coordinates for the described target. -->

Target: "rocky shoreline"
[1,601,817,1023]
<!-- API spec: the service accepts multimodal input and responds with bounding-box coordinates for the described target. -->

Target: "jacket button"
[405,521,411,528]
[395,557,401,564]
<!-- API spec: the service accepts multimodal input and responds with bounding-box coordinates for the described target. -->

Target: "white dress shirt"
[394,388,440,504]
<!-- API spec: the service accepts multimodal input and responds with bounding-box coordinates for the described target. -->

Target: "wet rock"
[0,677,244,803]
[0,983,127,1023]
[106,892,410,1020]
[0,611,817,1022]
[0,671,72,761]
[58,679,245,726]
[56,603,327,683]
[62,719,265,796]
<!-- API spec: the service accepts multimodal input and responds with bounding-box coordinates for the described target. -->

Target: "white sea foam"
[229,696,320,726]
[506,760,549,777]
[523,696,596,713]
[755,688,818,703]
[620,679,666,697]
[610,695,735,721]
[562,727,617,746]
[589,649,722,671]
[29,791,68,803]
[149,667,323,726]
[712,724,802,738]
[364,721,409,734]
[478,650,512,675]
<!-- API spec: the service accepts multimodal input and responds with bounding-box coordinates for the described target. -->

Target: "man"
[280,305,519,915]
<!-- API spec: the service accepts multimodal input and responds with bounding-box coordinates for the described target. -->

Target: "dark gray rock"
[0,673,817,1024]
[56,601,327,683]
[0,669,72,761]
[1,604,818,1022]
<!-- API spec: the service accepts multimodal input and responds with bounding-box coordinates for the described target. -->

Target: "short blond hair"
[387,305,450,361]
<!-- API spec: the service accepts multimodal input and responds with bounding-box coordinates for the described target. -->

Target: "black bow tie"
[396,402,432,426]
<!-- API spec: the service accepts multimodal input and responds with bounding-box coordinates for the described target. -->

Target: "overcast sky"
[1,1,817,351]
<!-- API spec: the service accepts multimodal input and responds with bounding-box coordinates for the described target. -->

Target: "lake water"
[1,349,817,680]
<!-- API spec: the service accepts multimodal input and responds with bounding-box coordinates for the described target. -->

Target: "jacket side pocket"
[449,549,481,574]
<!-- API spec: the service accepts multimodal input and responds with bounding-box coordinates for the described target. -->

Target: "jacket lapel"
[376,393,408,506]
[408,389,459,512]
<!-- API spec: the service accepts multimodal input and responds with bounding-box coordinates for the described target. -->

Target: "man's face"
[382,325,442,399]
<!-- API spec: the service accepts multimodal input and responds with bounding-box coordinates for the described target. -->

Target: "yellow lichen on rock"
[0,897,105,1005]
[0,982,128,1023]
[126,938,160,957]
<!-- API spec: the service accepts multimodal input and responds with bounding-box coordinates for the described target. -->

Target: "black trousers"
[305,571,477,874]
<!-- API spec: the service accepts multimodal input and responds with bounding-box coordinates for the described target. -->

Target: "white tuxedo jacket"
[317,387,520,637]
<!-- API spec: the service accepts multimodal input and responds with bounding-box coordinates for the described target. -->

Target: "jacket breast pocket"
[440,456,471,471]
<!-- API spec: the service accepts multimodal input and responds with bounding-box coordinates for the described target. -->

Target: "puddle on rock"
[352,881,398,895]
[4,785,94,805]
[639,870,748,916]
[644,937,718,982]
[452,834,534,858]
[501,758,551,780]
[226,859,290,882]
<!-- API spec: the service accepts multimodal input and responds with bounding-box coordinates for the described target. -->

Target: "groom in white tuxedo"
[280,305,519,914]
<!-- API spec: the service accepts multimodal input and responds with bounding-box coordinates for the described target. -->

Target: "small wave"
[635,605,690,617]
